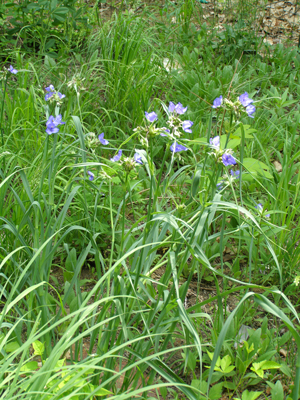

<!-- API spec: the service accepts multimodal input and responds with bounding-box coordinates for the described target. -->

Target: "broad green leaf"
[5,341,20,353]
[209,382,223,400]
[243,158,273,179]
[20,361,38,372]
[33,340,45,357]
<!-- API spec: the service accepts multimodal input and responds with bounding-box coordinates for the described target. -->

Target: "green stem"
[293,353,300,400]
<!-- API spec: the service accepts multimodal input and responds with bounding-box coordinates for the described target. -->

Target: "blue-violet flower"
[182,120,193,133]
[8,65,18,74]
[110,150,122,162]
[222,153,236,167]
[212,95,223,108]
[145,111,158,123]
[98,133,109,145]
[87,171,94,181]
[170,142,188,153]
[134,152,143,165]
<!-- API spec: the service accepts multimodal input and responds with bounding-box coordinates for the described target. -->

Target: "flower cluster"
[209,135,237,167]
[109,149,143,171]
[46,115,65,135]
[45,85,66,105]
[212,92,256,119]
[67,74,86,93]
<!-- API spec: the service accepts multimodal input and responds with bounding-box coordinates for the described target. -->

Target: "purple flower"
[212,95,223,109]
[160,128,169,137]
[45,85,55,92]
[87,171,94,181]
[216,181,224,191]
[53,114,65,125]
[98,133,109,145]
[170,142,188,153]
[230,169,240,178]
[256,203,270,218]
[45,92,54,101]
[110,150,122,162]
[239,92,253,107]
[222,153,236,167]
[169,102,187,114]
[182,120,193,133]
[134,152,143,165]
[8,65,18,74]
[246,104,256,118]
[57,92,65,99]
[45,114,65,135]
[210,136,220,149]
[145,111,158,123]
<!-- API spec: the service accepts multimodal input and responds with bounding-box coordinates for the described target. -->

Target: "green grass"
[0,1,300,399]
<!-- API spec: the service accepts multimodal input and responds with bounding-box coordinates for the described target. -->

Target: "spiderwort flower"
[239,92,253,107]
[110,150,122,162]
[45,114,65,135]
[134,152,143,165]
[182,120,193,133]
[169,102,188,114]
[8,65,18,74]
[210,136,220,149]
[256,203,270,218]
[98,133,109,145]
[160,128,169,137]
[87,171,94,181]
[246,104,256,118]
[230,169,240,178]
[145,111,158,123]
[45,85,65,104]
[212,95,223,109]
[170,142,188,153]
[222,153,236,167]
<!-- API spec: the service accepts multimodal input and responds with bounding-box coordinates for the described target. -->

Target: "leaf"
[20,361,38,372]
[33,340,45,357]
[209,382,223,400]
[241,390,263,400]
[5,341,20,353]
[270,380,284,400]
[243,158,273,179]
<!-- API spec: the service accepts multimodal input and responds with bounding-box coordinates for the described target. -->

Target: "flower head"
[230,169,240,178]
[182,120,193,133]
[169,102,187,114]
[222,153,236,167]
[45,85,65,104]
[246,104,256,118]
[239,92,253,107]
[87,171,94,181]
[170,142,188,153]
[134,152,143,165]
[212,95,223,109]
[98,133,109,145]
[8,65,18,74]
[45,114,65,135]
[210,136,220,149]
[110,150,122,162]
[145,111,158,123]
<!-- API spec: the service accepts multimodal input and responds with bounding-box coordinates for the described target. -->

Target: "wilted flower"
[98,133,109,145]
[169,102,187,114]
[134,152,143,165]
[45,114,65,135]
[110,150,122,162]
[122,157,137,173]
[8,65,18,74]
[145,111,158,123]
[210,136,220,149]
[87,171,94,181]
[222,153,236,167]
[182,120,193,133]
[170,142,188,153]
[212,95,223,109]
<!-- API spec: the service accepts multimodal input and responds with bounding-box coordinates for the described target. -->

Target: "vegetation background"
[0,0,300,399]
